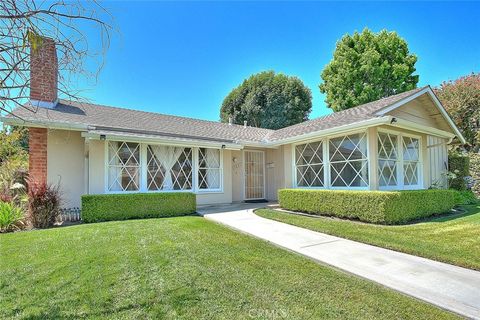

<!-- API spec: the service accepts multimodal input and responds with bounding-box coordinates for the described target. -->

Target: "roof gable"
[374,86,465,144]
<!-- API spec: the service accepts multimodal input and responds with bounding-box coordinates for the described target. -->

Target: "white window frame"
[104,140,224,194]
[106,141,141,193]
[294,140,325,188]
[292,129,370,190]
[377,129,423,190]
[197,147,224,193]
[377,131,400,191]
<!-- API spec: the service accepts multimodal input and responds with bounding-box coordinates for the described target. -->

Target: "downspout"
[84,138,90,196]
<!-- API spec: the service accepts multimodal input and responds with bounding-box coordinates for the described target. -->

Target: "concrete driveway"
[198,203,480,319]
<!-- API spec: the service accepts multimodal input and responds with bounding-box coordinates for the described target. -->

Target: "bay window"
[106,142,221,193]
[146,146,192,191]
[198,148,221,191]
[329,132,369,188]
[377,131,422,190]
[107,141,140,191]
[294,131,369,189]
[378,132,398,188]
[402,136,420,187]
[295,141,324,187]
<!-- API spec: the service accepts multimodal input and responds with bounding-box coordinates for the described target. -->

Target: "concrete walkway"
[198,204,480,319]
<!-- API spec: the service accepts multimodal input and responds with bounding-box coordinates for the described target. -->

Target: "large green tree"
[220,71,312,130]
[320,28,419,112]
[435,73,480,150]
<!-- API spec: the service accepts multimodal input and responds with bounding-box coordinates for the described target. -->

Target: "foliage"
[319,28,419,112]
[0,201,25,232]
[0,126,28,164]
[434,73,480,150]
[470,152,480,197]
[0,126,28,201]
[220,71,312,129]
[27,180,61,228]
[448,152,470,190]
[0,126,28,204]
[0,0,113,114]
[0,217,457,319]
[82,193,196,223]
[256,204,480,270]
[454,190,478,205]
[278,189,458,224]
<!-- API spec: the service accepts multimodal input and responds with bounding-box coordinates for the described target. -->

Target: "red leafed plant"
[27,178,61,229]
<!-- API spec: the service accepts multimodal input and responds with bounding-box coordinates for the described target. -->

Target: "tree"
[0,0,114,116]
[319,28,419,112]
[435,73,480,150]
[220,71,312,130]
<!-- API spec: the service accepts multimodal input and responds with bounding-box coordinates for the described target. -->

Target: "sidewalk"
[198,205,480,319]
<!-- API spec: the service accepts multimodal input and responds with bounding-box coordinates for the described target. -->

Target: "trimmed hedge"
[82,193,196,223]
[278,189,459,224]
[448,153,470,190]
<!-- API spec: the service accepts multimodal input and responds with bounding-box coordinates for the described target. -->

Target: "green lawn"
[256,204,480,270]
[0,216,458,319]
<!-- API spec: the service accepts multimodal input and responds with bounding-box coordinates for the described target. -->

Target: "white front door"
[244,150,265,200]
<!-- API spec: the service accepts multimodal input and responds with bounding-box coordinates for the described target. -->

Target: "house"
[1,38,465,211]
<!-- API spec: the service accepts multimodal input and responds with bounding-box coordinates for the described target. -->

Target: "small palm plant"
[0,201,25,232]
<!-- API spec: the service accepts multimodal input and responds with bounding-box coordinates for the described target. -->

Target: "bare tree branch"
[0,0,115,116]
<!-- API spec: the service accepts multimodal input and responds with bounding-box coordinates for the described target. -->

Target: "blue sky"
[79,1,480,122]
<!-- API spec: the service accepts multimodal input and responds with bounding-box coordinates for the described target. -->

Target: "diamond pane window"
[147,145,192,190]
[403,137,420,186]
[378,132,398,187]
[198,148,221,190]
[108,141,140,191]
[329,132,369,187]
[295,141,324,187]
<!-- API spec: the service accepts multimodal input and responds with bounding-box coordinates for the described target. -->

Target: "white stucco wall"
[88,139,106,194]
[265,147,285,200]
[47,129,85,208]
[196,149,233,205]
[231,150,243,202]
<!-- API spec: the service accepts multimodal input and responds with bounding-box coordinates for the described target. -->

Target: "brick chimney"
[30,36,58,108]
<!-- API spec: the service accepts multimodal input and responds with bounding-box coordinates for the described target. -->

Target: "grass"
[0,216,458,319]
[256,204,480,270]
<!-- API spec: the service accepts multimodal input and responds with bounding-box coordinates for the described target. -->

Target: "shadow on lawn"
[417,204,480,224]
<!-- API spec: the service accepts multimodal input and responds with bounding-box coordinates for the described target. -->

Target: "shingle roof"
[7,86,428,145]
[266,86,427,141]
[9,99,274,143]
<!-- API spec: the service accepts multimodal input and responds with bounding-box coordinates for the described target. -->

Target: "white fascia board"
[374,87,430,116]
[0,116,89,131]
[375,87,466,144]
[267,116,393,146]
[426,89,466,144]
[391,118,456,140]
[238,142,278,149]
[82,132,243,150]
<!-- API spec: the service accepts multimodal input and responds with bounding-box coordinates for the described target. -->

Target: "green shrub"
[278,189,459,224]
[0,201,25,232]
[454,190,478,205]
[448,153,470,190]
[82,192,196,223]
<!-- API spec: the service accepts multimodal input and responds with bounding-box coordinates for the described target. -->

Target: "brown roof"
[7,87,428,145]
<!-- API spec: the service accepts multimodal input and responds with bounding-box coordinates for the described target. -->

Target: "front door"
[244,150,265,200]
